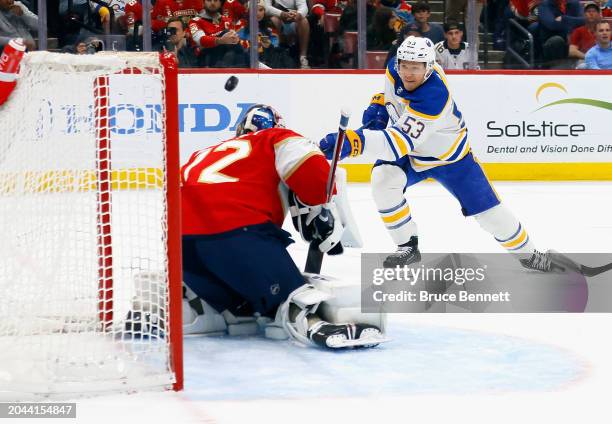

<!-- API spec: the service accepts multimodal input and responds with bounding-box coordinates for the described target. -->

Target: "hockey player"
[180,104,384,349]
[319,36,558,273]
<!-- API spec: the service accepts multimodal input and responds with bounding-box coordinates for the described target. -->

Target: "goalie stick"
[304,110,351,274]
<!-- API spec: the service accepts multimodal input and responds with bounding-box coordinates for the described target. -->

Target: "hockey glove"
[307,204,344,255]
[318,128,365,160]
[289,191,344,255]
[362,93,389,130]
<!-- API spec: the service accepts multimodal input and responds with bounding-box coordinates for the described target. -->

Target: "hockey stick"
[548,251,612,277]
[579,262,612,277]
[304,109,351,274]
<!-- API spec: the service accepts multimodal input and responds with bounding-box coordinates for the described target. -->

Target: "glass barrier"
[1,0,609,70]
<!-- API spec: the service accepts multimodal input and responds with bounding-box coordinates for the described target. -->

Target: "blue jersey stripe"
[495,223,523,243]
[446,133,468,162]
[378,199,407,214]
[382,130,400,160]
[386,215,412,230]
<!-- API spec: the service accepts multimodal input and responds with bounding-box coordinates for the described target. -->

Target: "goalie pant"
[180,127,335,318]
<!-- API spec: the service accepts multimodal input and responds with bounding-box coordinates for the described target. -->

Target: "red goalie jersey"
[181,128,332,235]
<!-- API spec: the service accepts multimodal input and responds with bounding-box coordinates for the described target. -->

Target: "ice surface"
[6,181,612,424]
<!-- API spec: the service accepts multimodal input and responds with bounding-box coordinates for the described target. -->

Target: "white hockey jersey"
[434,41,471,70]
[360,59,469,172]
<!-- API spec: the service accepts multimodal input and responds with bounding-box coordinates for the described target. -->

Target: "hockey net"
[0,51,182,399]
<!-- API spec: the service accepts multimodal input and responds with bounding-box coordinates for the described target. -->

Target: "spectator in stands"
[535,0,584,67]
[380,0,414,25]
[585,19,612,68]
[13,0,36,20]
[599,0,612,16]
[305,0,341,67]
[68,36,103,54]
[122,0,203,49]
[590,0,612,16]
[384,22,420,65]
[57,0,110,47]
[308,0,344,67]
[412,2,444,44]
[367,6,399,50]
[310,0,343,22]
[568,2,601,65]
[435,20,471,69]
[338,0,376,34]
[403,22,423,37]
[188,0,248,67]
[0,0,37,50]
[265,0,310,68]
[165,16,198,67]
[445,0,485,34]
[239,0,295,67]
[493,0,540,50]
[223,0,248,28]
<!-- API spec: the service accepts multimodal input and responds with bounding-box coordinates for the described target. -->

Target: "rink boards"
[176,69,612,181]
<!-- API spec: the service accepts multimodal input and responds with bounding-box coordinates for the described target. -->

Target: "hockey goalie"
[0,38,25,107]
[178,104,386,349]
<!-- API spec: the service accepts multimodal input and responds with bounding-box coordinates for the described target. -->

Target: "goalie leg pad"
[305,273,387,334]
[183,283,258,336]
[272,277,388,349]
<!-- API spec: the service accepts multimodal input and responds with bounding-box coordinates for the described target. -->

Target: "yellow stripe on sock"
[501,229,528,249]
[381,206,410,223]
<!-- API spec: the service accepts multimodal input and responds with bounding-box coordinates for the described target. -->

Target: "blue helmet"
[235,104,285,137]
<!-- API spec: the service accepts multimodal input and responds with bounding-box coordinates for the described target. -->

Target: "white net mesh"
[0,52,177,399]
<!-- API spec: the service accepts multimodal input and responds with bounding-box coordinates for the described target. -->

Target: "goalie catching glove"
[319,128,365,160]
[288,190,344,255]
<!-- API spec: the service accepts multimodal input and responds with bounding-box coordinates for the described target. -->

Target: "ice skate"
[520,250,565,273]
[383,236,421,268]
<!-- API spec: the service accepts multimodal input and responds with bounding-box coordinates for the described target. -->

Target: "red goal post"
[0,51,182,398]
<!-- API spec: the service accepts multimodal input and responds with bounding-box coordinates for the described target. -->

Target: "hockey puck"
[224,75,239,92]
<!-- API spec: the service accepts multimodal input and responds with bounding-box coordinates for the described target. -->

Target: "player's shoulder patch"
[435,41,445,53]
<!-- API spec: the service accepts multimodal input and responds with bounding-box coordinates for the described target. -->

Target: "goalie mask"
[235,104,285,137]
